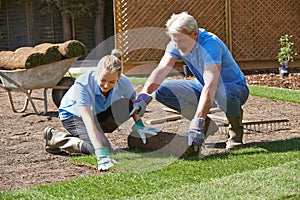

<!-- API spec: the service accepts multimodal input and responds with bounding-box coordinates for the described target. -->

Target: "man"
[131,12,249,150]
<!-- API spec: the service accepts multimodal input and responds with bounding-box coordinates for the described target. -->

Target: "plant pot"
[279,67,288,77]
[279,60,289,77]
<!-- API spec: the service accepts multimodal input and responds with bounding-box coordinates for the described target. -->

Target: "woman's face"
[98,68,120,95]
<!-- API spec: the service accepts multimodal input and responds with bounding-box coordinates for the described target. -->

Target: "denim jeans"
[153,79,249,119]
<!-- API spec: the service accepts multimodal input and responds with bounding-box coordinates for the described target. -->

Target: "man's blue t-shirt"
[166,28,246,86]
[59,71,136,120]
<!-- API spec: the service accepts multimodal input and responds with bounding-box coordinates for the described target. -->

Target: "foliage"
[277,34,298,65]
[40,0,96,18]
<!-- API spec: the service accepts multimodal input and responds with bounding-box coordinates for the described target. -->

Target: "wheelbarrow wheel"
[52,77,75,108]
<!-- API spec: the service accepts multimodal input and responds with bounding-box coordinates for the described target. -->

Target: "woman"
[44,50,159,171]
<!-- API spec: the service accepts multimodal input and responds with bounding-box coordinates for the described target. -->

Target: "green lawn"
[1,78,299,199]
[248,85,300,104]
[1,138,299,199]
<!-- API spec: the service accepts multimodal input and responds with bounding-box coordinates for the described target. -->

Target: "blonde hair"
[95,52,122,79]
[111,49,122,60]
[166,12,198,36]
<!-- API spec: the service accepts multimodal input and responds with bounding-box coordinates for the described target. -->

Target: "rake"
[147,107,290,134]
[217,119,290,134]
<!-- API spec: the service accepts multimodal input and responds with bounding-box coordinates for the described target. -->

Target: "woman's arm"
[78,106,104,149]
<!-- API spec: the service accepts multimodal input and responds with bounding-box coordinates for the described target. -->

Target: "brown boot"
[226,112,244,149]
[44,127,71,154]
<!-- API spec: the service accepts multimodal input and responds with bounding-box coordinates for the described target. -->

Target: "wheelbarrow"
[0,58,77,115]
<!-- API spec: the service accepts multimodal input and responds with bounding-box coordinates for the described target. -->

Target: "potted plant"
[277,34,297,77]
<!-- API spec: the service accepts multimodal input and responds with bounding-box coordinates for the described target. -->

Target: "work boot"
[44,127,71,154]
[226,112,244,149]
[60,137,83,155]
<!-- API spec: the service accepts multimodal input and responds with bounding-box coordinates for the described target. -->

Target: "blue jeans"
[153,79,249,119]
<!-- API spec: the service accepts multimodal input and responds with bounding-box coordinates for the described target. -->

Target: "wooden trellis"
[113,0,300,71]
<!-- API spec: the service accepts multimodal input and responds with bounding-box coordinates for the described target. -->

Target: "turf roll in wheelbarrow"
[34,43,62,64]
[0,49,44,70]
[0,58,78,114]
[58,40,87,58]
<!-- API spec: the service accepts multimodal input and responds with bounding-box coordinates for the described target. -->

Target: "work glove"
[179,117,205,150]
[130,93,152,117]
[132,119,160,144]
[95,147,117,171]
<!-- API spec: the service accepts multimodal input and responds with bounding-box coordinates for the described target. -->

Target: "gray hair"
[166,12,198,35]
[95,53,122,79]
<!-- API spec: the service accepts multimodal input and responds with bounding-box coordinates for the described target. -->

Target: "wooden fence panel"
[231,0,300,61]
[114,0,227,63]
[113,0,300,70]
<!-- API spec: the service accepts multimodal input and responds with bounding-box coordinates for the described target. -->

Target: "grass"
[1,76,299,199]
[248,85,300,104]
[1,138,299,199]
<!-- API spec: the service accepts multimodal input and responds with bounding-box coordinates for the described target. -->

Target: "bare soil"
[0,72,299,192]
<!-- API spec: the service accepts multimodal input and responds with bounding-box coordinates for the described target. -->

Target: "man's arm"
[194,63,221,118]
[141,54,177,94]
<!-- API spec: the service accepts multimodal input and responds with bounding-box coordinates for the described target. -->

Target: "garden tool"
[226,111,244,149]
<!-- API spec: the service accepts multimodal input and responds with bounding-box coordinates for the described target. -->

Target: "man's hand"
[179,117,205,148]
[132,119,160,144]
[130,93,152,117]
[95,148,117,171]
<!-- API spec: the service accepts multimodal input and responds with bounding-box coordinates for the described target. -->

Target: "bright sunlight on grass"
[2,76,298,199]
[1,138,299,199]
[248,85,300,104]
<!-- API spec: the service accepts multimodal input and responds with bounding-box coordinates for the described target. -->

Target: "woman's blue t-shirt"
[59,71,136,120]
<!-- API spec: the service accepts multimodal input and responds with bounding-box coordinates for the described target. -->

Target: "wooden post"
[25,0,34,46]
[225,0,232,52]
[62,11,73,41]
[95,0,106,45]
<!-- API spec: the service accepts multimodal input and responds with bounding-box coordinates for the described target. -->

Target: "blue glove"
[179,117,205,149]
[95,147,117,171]
[130,93,152,117]
[132,119,160,144]
[189,118,205,151]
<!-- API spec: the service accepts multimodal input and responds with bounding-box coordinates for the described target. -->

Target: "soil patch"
[0,72,299,191]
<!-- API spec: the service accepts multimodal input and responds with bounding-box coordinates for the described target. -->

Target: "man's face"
[98,68,120,94]
[170,29,198,56]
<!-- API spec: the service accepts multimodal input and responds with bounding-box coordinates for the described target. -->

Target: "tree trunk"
[62,11,73,41]
[95,0,105,45]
